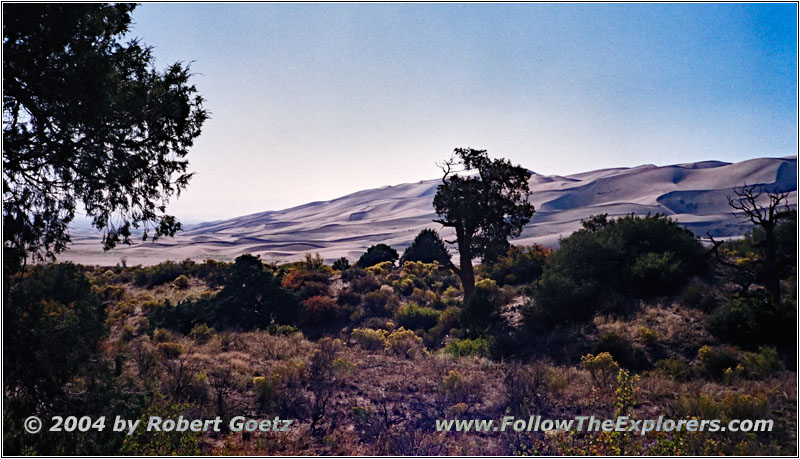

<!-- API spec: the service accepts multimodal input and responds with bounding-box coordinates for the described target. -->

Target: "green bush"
[528,214,703,325]
[189,323,214,343]
[395,302,440,331]
[483,244,551,286]
[172,274,189,289]
[351,328,388,350]
[362,289,397,317]
[384,327,425,358]
[444,337,490,358]
[706,291,795,351]
[336,289,361,306]
[740,346,783,379]
[594,332,649,371]
[4,263,107,404]
[332,257,350,271]
[356,244,399,268]
[460,279,504,336]
[400,229,451,265]
[580,352,620,390]
[148,254,300,333]
[697,345,739,380]
[134,260,194,288]
[654,358,691,382]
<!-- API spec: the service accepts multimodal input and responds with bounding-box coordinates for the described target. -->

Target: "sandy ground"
[60,156,797,266]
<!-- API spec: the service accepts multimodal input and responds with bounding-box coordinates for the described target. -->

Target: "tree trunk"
[764,225,780,303]
[457,228,475,298]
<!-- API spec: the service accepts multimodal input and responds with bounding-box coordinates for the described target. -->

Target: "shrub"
[149,254,301,333]
[594,332,648,370]
[336,289,361,306]
[637,327,659,346]
[121,400,201,455]
[653,358,691,382]
[400,229,451,265]
[384,327,425,358]
[332,257,350,271]
[460,278,504,335]
[302,296,343,329]
[172,274,190,289]
[351,328,388,351]
[156,342,184,359]
[444,337,490,358]
[299,253,330,273]
[356,244,399,268]
[438,370,480,405]
[365,261,392,276]
[503,362,548,417]
[581,352,620,390]
[5,263,109,412]
[529,214,703,324]
[395,302,440,331]
[706,291,795,351]
[362,289,397,317]
[697,345,739,380]
[189,323,214,343]
[141,300,162,313]
[350,274,381,293]
[483,244,551,286]
[282,268,330,299]
[739,346,783,379]
[134,261,193,288]
[393,277,416,296]
[253,375,279,412]
[720,392,769,420]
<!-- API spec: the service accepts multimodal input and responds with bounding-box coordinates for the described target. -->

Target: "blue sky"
[126,3,797,221]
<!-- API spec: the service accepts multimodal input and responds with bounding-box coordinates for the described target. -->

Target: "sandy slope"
[61,156,797,266]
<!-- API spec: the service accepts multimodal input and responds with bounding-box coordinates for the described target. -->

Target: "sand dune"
[61,156,797,266]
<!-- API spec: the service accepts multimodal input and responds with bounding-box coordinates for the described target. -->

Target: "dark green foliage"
[4,263,106,404]
[356,244,399,268]
[460,280,505,337]
[697,345,739,380]
[706,291,795,352]
[336,289,362,306]
[395,302,441,331]
[726,210,797,292]
[134,260,194,288]
[528,214,703,324]
[362,290,397,317]
[726,186,794,302]
[120,399,201,455]
[149,254,300,333]
[483,244,551,286]
[3,263,148,455]
[400,229,451,265]
[593,333,649,371]
[3,4,207,265]
[433,148,534,297]
[333,257,350,271]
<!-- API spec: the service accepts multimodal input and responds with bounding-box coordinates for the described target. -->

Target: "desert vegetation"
[4,206,796,454]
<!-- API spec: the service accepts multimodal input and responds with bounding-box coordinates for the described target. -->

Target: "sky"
[125,3,797,222]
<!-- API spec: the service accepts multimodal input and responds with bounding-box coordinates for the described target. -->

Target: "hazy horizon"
[113,3,796,221]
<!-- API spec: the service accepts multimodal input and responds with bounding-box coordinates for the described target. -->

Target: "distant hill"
[62,156,797,266]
